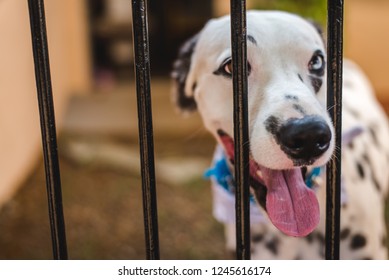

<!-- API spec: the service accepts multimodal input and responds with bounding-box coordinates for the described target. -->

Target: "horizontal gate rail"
[27,0,68,260]
[131,0,160,260]
[230,0,251,260]
[325,0,344,260]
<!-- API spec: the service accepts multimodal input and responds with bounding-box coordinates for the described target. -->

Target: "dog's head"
[172,11,335,237]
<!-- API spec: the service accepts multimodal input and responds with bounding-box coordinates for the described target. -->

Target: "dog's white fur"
[173,11,389,259]
[187,11,334,170]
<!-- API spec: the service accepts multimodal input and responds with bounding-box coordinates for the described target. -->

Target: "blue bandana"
[204,153,259,203]
[204,151,322,193]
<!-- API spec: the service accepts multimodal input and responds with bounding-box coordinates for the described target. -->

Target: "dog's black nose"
[277,116,331,161]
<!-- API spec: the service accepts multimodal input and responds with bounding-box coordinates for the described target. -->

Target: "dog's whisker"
[329,146,341,162]
[326,103,337,112]
[182,126,208,142]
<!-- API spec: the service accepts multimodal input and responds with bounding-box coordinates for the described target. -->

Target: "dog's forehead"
[196,11,323,57]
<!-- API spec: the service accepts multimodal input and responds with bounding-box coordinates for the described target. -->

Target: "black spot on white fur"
[362,153,382,192]
[369,126,379,146]
[192,82,197,93]
[309,76,323,93]
[252,234,264,243]
[264,116,280,136]
[265,237,280,255]
[372,172,382,192]
[293,103,306,115]
[285,94,299,101]
[356,162,365,179]
[350,234,367,250]
[362,153,370,164]
[247,35,257,45]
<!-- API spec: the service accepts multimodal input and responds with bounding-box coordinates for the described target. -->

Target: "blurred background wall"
[344,0,389,103]
[0,0,91,206]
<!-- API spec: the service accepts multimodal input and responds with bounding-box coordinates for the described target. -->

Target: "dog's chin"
[216,129,320,237]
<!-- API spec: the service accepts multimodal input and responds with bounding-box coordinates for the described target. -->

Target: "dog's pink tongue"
[261,168,319,237]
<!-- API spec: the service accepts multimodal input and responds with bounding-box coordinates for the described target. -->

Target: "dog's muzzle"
[217,130,320,237]
[276,115,331,165]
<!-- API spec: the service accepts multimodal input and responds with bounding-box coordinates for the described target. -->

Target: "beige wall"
[0,0,91,206]
[344,0,389,102]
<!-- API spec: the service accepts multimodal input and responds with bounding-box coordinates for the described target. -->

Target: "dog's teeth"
[256,170,263,178]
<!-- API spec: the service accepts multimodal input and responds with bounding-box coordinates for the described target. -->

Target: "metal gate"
[26,0,344,260]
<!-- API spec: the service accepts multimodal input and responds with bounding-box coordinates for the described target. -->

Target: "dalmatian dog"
[171,11,389,259]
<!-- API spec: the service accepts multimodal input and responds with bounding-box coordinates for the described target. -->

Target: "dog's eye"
[308,53,325,75]
[223,60,233,75]
[214,58,251,78]
[310,55,323,70]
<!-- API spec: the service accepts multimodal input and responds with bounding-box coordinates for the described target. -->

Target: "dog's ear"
[171,33,199,113]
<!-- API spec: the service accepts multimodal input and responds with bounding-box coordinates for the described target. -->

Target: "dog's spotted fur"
[172,11,389,259]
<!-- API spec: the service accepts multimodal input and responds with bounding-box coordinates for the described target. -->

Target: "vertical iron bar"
[326,0,344,260]
[230,0,251,260]
[131,0,160,260]
[27,0,68,260]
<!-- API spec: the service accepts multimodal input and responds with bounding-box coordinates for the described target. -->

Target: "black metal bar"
[131,0,160,260]
[230,0,251,260]
[325,0,344,260]
[27,0,68,260]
